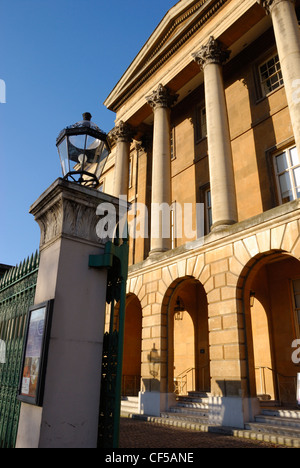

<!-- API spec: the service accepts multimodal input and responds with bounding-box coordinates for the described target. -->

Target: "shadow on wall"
[141,344,161,393]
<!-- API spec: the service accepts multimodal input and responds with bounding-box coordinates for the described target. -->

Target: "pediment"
[105,0,228,112]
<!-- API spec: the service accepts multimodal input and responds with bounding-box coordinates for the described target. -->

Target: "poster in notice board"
[18,300,53,406]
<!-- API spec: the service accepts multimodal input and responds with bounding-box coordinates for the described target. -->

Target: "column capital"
[146,84,178,110]
[257,0,295,14]
[193,36,231,69]
[109,120,135,144]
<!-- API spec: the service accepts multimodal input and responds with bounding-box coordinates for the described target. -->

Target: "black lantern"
[174,296,185,321]
[56,112,110,188]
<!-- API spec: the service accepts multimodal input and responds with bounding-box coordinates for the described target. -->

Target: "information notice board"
[18,300,53,406]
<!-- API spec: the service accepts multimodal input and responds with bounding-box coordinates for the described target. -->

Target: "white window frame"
[128,156,133,188]
[171,126,176,160]
[259,53,283,97]
[273,145,300,204]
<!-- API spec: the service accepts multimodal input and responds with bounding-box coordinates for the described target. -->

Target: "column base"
[149,248,170,258]
[211,219,237,232]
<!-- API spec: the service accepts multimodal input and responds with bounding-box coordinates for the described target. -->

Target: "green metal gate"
[0,252,39,448]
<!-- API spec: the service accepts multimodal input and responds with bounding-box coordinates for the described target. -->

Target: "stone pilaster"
[193,37,238,230]
[110,121,135,197]
[146,84,178,254]
[258,0,300,157]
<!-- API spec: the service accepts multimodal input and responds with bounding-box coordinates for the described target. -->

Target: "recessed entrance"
[242,253,300,406]
[122,294,142,396]
[165,277,210,395]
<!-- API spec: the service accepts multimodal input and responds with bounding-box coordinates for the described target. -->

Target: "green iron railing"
[0,252,39,448]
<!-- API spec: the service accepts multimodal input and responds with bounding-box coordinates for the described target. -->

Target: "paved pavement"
[119,417,289,449]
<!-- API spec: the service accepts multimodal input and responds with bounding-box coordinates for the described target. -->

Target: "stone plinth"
[16,178,125,448]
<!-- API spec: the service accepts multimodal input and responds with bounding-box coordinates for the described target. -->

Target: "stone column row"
[112,0,300,251]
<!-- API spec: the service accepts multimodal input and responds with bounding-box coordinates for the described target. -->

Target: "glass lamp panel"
[85,135,102,163]
[57,137,69,176]
[68,135,87,162]
[95,144,109,179]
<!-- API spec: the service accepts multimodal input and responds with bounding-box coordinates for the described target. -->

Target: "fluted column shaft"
[193,37,238,230]
[146,84,178,254]
[259,0,300,155]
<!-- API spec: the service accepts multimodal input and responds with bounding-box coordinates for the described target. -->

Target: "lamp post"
[56,112,110,188]
[56,112,130,447]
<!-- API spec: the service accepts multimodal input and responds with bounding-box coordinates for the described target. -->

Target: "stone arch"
[237,249,300,405]
[114,293,142,396]
[161,275,210,395]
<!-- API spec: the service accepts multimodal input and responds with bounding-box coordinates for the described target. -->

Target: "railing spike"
[0,251,40,291]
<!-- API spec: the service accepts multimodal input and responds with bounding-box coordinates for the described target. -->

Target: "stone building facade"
[100,0,300,427]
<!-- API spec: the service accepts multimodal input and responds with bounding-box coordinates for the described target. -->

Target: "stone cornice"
[193,36,231,68]
[104,0,229,113]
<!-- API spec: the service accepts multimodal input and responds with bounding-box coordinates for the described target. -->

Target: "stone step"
[168,406,209,417]
[245,421,300,439]
[161,411,209,425]
[255,414,300,429]
[175,401,210,410]
[121,396,139,414]
[187,391,209,398]
[261,408,300,419]
[176,396,210,405]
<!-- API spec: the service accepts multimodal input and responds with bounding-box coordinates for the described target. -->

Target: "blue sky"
[0,0,177,266]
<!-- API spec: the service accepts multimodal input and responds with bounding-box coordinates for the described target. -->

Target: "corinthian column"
[193,37,238,230]
[258,0,300,155]
[110,121,134,197]
[146,84,178,254]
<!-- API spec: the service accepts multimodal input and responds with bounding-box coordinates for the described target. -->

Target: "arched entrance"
[120,294,142,396]
[241,252,300,406]
[165,277,210,396]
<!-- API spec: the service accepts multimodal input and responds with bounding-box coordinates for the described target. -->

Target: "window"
[205,188,212,233]
[196,105,207,141]
[274,145,300,203]
[292,279,300,336]
[171,202,177,249]
[259,54,283,96]
[128,156,133,188]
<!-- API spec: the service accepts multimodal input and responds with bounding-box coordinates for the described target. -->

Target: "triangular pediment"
[105,0,228,112]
